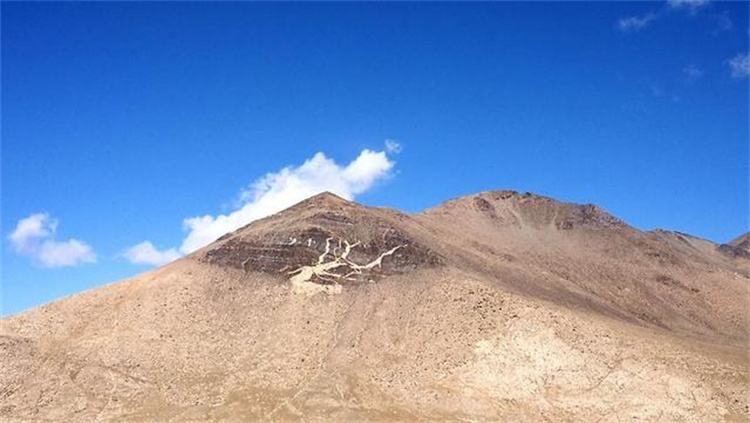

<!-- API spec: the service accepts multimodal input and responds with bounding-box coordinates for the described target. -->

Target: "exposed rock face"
[728,232,750,248]
[557,203,626,229]
[201,193,442,292]
[718,243,750,258]
[718,232,750,258]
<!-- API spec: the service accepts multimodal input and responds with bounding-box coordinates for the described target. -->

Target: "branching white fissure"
[288,237,404,295]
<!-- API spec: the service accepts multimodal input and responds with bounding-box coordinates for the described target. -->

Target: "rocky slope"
[719,232,750,259]
[1,191,748,422]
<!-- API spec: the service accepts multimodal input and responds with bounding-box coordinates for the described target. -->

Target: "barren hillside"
[1,191,748,422]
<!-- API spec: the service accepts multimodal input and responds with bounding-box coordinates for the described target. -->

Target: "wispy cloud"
[712,11,733,32]
[127,144,397,266]
[123,241,181,267]
[617,0,724,34]
[618,0,738,84]
[728,53,750,78]
[618,13,657,32]
[667,0,711,12]
[683,64,704,81]
[8,213,96,268]
[385,139,402,154]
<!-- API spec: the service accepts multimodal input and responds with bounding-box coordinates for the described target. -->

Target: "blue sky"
[2,1,748,316]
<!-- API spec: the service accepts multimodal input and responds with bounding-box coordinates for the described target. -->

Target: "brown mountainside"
[1,190,748,422]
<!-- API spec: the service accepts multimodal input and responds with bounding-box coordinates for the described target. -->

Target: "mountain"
[719,232,750,258]
[1,190,748,422]
[728,232,750,249]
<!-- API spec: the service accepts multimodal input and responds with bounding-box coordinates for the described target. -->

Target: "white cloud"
[180,148,393,253]
[37,240,97,268]
[128,145,397,266]
[124,241,182,266]
[618,13,657,32]
[8,213,56,254]
[728,53,750,78]
[8,213,96,268]
[667,0,710,11]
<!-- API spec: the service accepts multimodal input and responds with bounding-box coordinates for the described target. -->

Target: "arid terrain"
[1,190,748,422]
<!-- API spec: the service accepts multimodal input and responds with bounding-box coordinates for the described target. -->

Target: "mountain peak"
[279,191,357,215]
[307,191,350,204]
[718,231,750,258]
[423,189,627,230]
[200,191,442,294]
[728,232,750,248]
